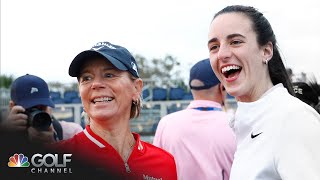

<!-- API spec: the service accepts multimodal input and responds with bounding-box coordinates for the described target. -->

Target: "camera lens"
[28,110,52,131]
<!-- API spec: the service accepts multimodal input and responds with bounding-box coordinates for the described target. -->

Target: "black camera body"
[24,108,52,131]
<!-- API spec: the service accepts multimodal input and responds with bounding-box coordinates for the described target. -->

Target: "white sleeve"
[60,121,83,140]
[276,109,320,180]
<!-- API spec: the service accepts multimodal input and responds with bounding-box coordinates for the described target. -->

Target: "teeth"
[93,97,113,103]
[221,65,241,73]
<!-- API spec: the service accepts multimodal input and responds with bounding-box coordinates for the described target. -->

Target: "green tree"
[47,81,78,93]
[0,74,15,88]
[134,54,186,89]
[47,81,64,91]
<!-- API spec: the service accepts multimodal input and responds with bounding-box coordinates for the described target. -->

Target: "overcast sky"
[1,0,320,84]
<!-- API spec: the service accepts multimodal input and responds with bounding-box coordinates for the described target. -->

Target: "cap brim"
[20,98,55,109]
[69,50,128,77]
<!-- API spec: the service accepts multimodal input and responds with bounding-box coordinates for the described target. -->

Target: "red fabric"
[53,125,177,180]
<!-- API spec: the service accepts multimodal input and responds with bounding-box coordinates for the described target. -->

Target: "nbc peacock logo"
[8,153,30,167]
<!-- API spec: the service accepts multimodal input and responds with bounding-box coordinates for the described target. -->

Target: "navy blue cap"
[10,74,55,109]
[189,58,220,90]
[69,41,139,78]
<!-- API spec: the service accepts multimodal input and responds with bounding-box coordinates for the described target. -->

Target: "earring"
[264,59,269,65]
[132,100,138,105]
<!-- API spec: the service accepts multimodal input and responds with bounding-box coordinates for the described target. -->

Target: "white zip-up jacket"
[230,84,320,180]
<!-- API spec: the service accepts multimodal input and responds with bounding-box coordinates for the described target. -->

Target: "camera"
[25,107,52,131]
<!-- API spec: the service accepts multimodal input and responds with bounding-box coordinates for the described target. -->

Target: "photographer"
[0,74,82,144]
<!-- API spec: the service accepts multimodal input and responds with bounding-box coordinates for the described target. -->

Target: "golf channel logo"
[8,153,72,174]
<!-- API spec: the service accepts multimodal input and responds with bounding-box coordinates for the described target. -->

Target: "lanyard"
[192,107,222,111]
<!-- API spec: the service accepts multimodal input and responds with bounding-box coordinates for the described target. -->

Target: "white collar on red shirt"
[83,126,145,153]
[83,129,105,148]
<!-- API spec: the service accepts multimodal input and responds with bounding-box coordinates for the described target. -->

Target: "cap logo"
[30,87,39,94]
[91,46,104,51]
[92,42,116,50]
[131,62,139,75]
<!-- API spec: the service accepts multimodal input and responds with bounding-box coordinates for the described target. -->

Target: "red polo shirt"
[53,125,177,180]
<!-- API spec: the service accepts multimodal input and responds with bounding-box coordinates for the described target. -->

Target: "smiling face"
[208,12,273,102]
[78,58,142,123]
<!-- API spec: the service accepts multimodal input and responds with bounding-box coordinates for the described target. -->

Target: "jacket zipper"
[124,162,131,173]
[124,149,132,173]
[124,135,135,174]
